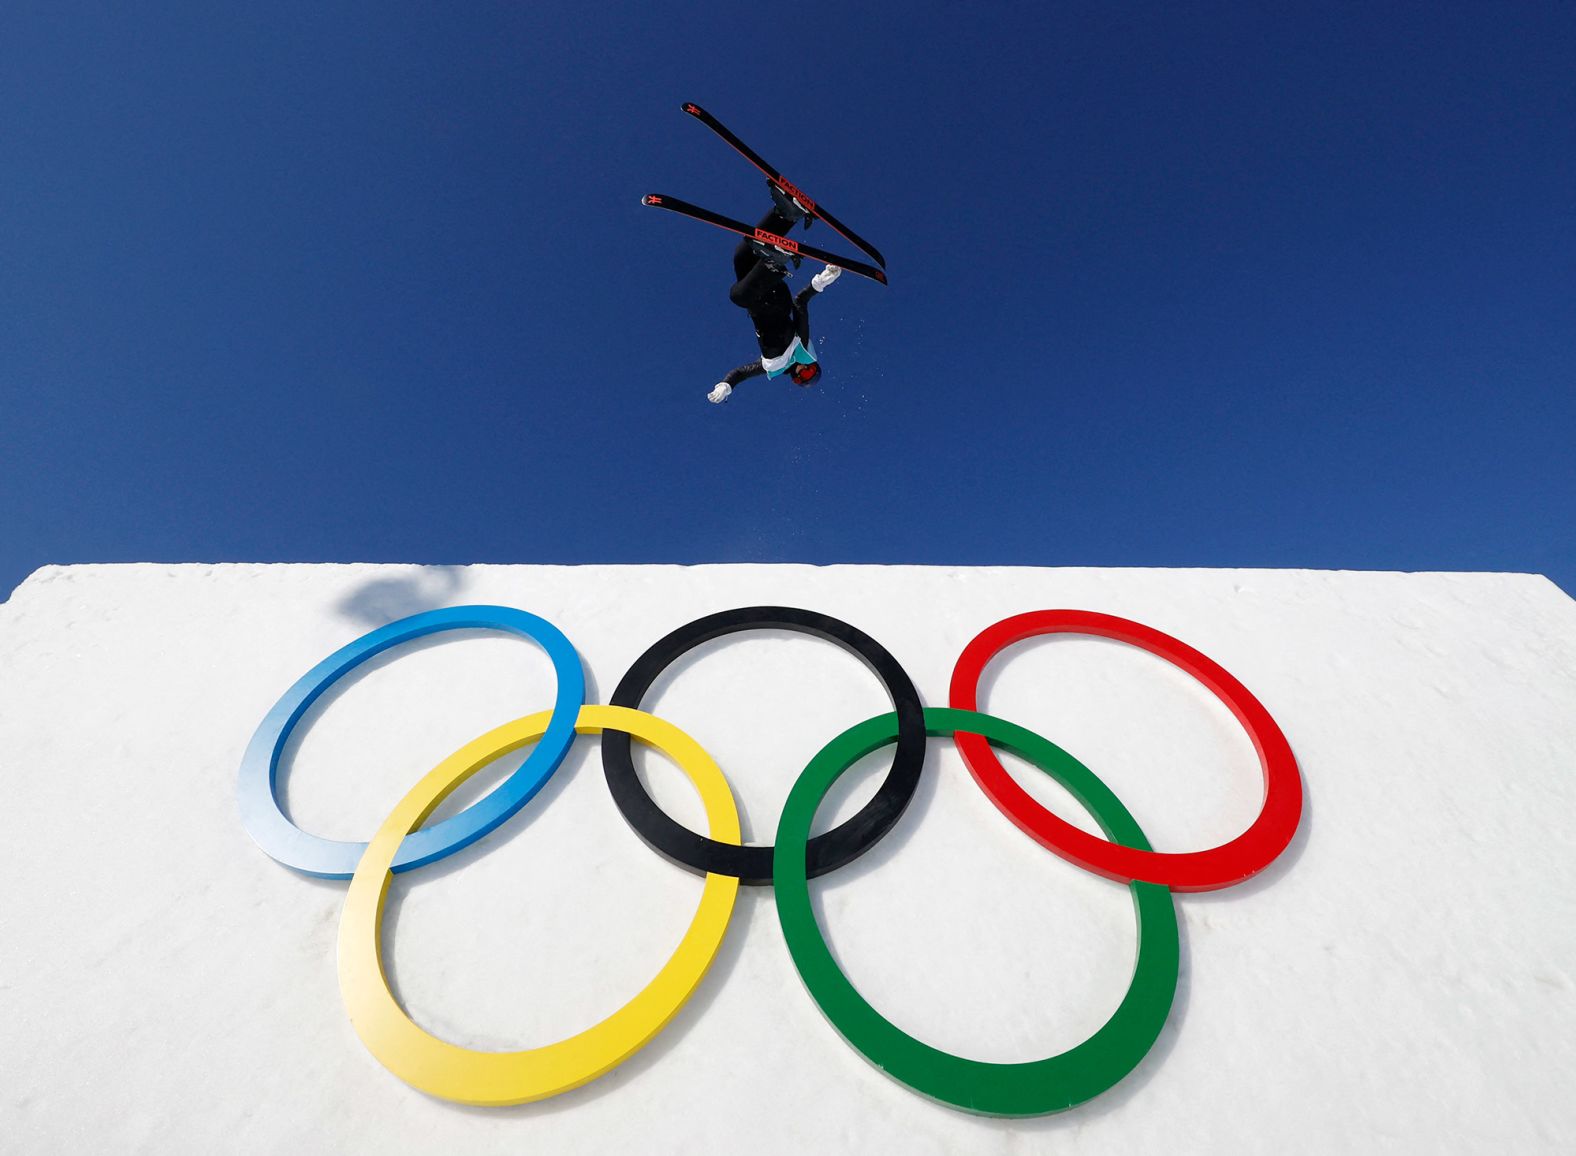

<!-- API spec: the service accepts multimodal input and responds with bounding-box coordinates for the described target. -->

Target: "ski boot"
[768,179,813,228]
[749,237,802,273]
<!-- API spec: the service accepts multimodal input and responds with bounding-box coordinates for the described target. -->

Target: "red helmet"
[789,361,821,386]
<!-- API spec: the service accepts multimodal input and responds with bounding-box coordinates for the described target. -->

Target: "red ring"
[948,610,1303,893]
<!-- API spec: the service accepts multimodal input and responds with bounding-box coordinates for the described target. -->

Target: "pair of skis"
[642,103,888,286]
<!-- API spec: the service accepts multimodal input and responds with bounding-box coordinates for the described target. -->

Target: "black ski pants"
[728,207,800,359]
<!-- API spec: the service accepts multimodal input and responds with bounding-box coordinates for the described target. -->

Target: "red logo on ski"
[754,228,799,254]
[773,177,816,214]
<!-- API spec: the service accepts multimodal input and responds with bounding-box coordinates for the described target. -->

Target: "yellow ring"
[337,704,741,1106]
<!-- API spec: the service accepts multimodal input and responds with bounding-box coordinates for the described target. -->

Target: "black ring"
[602,606,926,885]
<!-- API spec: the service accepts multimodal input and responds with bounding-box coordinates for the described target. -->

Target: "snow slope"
[2,564,1574,1152]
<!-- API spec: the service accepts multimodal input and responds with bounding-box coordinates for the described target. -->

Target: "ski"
[680,102,887,271]
[641,194,889,285]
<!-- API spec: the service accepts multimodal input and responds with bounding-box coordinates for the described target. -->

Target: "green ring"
[773,707,1180,1117]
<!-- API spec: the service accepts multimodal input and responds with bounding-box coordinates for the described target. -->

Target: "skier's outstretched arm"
[709,360,765,403]
[792,265,842,346]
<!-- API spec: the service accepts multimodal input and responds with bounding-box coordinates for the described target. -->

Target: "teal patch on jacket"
[764,337,818,379]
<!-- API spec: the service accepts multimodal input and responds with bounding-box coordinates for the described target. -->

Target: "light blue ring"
[237,605,585,878]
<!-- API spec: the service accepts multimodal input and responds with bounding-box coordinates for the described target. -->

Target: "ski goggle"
[789,362,820,386]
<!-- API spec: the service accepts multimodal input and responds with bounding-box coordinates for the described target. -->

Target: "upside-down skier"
[706,183,842,404]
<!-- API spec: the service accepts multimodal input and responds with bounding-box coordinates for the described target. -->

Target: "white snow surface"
[2,563,1575,1153]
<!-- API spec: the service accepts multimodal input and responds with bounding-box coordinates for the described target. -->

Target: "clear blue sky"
[3,2,1572,599]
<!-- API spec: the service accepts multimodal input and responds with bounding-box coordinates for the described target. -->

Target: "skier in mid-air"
[707,183,842,404]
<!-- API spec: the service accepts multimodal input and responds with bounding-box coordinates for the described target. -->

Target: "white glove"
[811,264,842,293]
[707,381,732,404]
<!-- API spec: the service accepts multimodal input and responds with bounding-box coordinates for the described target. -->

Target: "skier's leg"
[730,207,797,310]
[732,207,797,281]
[732,236,758,282]
[730,262,786,311]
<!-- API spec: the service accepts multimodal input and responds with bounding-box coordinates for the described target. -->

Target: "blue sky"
[3,2,1572,599]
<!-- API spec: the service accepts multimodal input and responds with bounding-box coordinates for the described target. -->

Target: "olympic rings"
[338,705,740,1107]
[237,606,584,878]
[774,708,1178,1117]
[603,606,924,885]
[243,600,1303,1116]
[948,610,1303,892]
